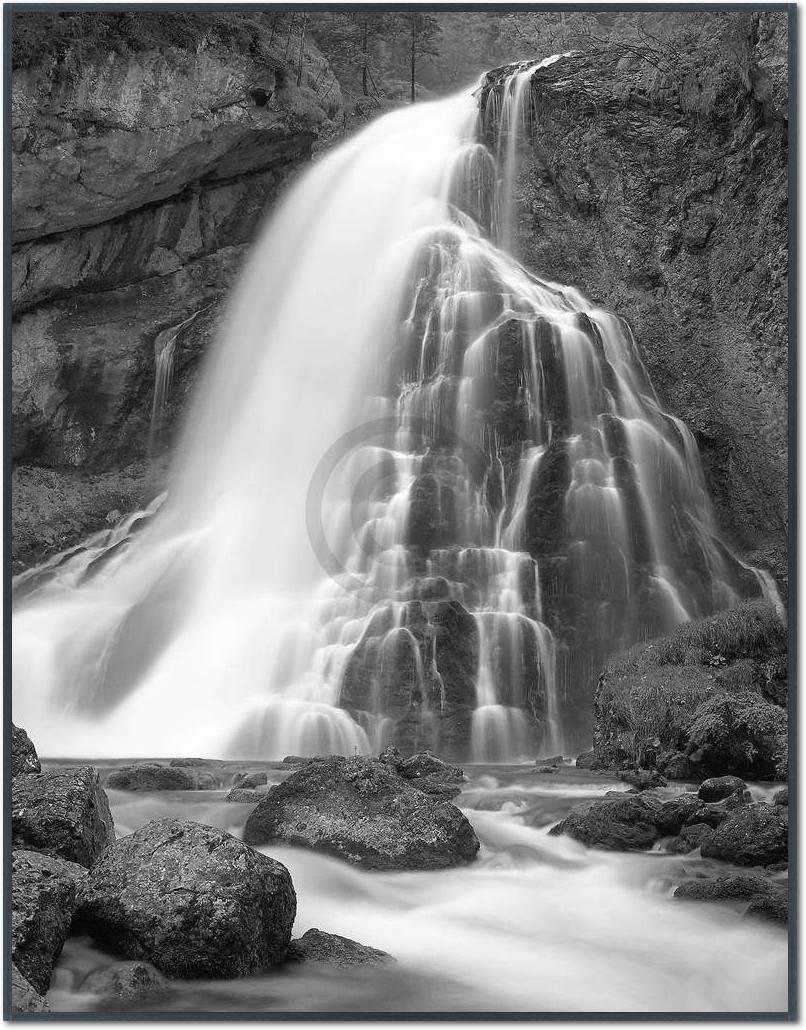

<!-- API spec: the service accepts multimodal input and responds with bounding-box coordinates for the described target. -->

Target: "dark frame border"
[3,2,797,1021]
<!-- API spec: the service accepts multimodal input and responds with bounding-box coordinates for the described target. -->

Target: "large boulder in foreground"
[287,929,392,968]
[243,756,479,870]
[700,803,788,867]
[75,819,296,978]
[548,792,662,851]
[12,723,40,776]
[12,766,114,867]
[12,849,86,994]
[11,964,49,1013]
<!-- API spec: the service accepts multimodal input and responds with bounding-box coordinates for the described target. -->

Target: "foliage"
[685,691,787,778]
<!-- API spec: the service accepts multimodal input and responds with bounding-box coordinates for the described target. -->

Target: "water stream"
[12,56,777,761]
[45,767,788,1014]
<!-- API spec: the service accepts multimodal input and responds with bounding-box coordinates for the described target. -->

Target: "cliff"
[11,14,342,569]
[488,11,788,585]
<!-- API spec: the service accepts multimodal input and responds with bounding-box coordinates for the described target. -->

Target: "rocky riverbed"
[11,729,788,1015]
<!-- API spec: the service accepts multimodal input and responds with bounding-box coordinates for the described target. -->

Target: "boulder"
[655,793,702,835]
[168,758,222,768]
[618,769,666,791]
[548,792,662,851]
[226,788,264,804]
[11,723,40,776]
[11,964,49,1013]
[395,750,465,799]
[12,766,114,867]
[700,803,788,867]
[232,771,268,789]
[746,892,788,924]
[773,787,788,806]
[105,764,196,791]
[12,850,86,994]
[675,874,781,903]
[676,822,715,852]
[698,775,748,803]
[80,961,171,1003]
[75,818,295,978]
[575,750,603,771]
[286,929,393,968]
[243,756,479,871]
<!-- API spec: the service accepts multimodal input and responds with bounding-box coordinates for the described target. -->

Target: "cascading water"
[12,56,778,761]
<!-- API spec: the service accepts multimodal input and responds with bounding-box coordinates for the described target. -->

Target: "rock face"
[11,849,86,994]
[11,723,41,775]
[11,13,342,570]
[105,764,196,791]
[75,818,296,978]
[506,18,787,583]
[286,929,393,968]
[11,964,50,1013]
[12,766,115,867]
[243,756,480,870]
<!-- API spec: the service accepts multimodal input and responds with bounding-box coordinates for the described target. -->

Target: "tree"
[403,12,440,102]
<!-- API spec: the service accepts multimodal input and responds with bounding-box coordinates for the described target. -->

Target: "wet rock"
[11,723,41,776]
[675,874,780,903]
[773,787,788,806]
[746,891,788,924]
[655,793,702,835]
[75,818,296,978]
[698,775,748,802]
[243,756,479,871]
[618,769,667,791]
[11,964,49,1013]
[168,758,222,768]
[12,766,114,867]
[396,751,465,799]
[286,928,393,968]
[575,750,604,771]
[226,788,263,804]
[12,850,86,994]
[232,771,268,789]
[548,792,662,851]
[677,822,715,852]
[105,764,196,791]
[537,755,565,766]
[80,961,171,1003]
[700,803,788,867]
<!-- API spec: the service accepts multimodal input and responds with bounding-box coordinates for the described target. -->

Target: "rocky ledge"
[11,13,342,570]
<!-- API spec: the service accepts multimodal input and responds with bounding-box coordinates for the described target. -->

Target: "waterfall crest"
[12,57,776,759]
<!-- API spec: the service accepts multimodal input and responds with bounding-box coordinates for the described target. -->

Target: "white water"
[47,768,787,1014]
[12,56,780,760]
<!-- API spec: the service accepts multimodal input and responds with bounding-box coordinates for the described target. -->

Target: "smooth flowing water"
[45,766,788,1014]
[12,56,778,761]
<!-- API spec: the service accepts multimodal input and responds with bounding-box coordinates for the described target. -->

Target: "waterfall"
[12,57,776,760]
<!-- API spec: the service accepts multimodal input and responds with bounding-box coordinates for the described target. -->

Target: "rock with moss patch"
[243,756,479,871]
[74,818,296,978]
[685,692,787,780]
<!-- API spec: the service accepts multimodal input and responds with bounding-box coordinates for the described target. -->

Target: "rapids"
[45,765,788,1014]
[12,56,779,760]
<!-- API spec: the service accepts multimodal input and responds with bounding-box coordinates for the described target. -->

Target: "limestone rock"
[12,766,114,867]
[243,756,479,871]
[75,818,296,978]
